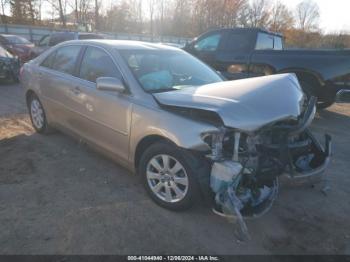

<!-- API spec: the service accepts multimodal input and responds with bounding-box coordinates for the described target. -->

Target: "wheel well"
[279,70,321,87]
[134,135,172,170]
[25,90,36,106]
[294,72,320,87]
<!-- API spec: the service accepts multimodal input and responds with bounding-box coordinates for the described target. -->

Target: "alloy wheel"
[146,154,189,203]
[30,98,44,130]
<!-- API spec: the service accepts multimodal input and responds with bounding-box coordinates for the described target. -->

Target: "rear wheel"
[28,93,51,134]
[138,141,208,211]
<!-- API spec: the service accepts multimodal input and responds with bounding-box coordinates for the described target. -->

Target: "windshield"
[119,49,223,93]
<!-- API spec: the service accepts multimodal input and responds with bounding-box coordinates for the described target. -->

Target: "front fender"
[129,103,218,163]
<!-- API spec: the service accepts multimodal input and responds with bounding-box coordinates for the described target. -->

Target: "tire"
[138,141,210,211]
[27,93,51,134]
[300,81,334,109]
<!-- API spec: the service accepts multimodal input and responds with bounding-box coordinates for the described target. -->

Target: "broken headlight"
[201,128,227,160]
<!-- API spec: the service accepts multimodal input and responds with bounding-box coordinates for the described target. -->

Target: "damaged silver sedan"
[21,41,331,224]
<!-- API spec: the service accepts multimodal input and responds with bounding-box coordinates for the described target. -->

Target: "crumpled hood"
[153,73,305,132]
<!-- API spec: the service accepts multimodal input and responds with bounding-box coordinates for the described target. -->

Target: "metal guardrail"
[0,23,191,45]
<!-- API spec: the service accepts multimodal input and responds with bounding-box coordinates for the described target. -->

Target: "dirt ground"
[0,83,349,255]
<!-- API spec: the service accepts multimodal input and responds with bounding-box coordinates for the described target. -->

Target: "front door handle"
[72,86,81,95]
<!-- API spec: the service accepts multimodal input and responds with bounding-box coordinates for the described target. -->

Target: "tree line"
[1,0,349,49]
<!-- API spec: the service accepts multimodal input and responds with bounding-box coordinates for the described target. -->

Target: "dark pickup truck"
[184,28,350,108]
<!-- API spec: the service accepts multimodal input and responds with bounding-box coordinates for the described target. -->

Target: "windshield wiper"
[149,88,180,93]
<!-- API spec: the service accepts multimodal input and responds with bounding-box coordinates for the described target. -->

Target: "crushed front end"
[202,97,332,238]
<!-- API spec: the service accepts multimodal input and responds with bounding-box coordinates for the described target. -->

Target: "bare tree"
[46,0,67,27]
[269,0,294,32]
[295,0,320,31]
[0,0,8,23]
[28,0,36,24]
[149,0,156,39]
[247,0,271,28]
[94,0,99,30]
[58,0,66,27]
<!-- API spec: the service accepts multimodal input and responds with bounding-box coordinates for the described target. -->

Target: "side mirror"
[336,90,350,103]
[96,77,126,93]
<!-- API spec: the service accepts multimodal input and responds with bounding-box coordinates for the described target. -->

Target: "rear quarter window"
[255,33,274,50]
[51,45,81,75]
[41,51,57,68]
[274,36,283,50]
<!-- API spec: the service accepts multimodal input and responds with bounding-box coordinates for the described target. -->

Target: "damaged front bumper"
[208,96,333,235]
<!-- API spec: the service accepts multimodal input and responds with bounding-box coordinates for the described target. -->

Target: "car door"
[215,31,255,80]
[38,45,84,131]
[72,46,132,162]
[187,32,224,69]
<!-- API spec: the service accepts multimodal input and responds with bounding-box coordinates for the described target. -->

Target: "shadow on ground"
[0,85,349,254]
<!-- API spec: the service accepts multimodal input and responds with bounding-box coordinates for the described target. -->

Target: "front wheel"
[139,142,206,211]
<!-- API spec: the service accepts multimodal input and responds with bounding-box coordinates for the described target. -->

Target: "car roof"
[51,32,102,36]
[60,39,181,51]
[0,34,26,39]
[204,27,283,37]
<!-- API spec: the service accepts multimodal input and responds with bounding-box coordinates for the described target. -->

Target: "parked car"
[30,32,105,58]
[159,42,185,48]
[0,34,34,63]
[0,44,20,82]
[184,28,350,108]
[21,40,331,224]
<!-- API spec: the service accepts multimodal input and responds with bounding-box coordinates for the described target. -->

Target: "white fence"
[0,23,191,45]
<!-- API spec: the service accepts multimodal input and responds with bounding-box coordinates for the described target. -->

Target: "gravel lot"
[0,83,349,255]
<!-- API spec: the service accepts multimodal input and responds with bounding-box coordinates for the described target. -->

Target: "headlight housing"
[201,128,227,160]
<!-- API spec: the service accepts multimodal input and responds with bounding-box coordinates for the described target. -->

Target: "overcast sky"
[38,0,350,33]
[278,0,350,33]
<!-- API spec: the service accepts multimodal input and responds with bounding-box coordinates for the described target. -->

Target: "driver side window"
[194,33,222,52]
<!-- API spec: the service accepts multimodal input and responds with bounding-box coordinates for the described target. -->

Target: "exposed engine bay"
[153,74,332,239]
[203,97,331,239]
